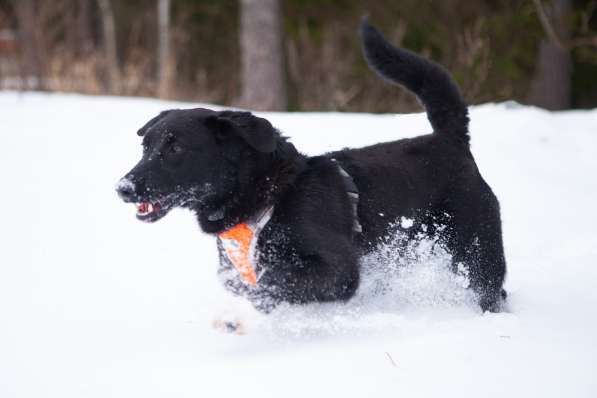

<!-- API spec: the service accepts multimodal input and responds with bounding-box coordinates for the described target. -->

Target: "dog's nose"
[116,177,137,202]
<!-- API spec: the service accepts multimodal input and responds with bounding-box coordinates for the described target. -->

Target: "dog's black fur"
[117,21,506,313]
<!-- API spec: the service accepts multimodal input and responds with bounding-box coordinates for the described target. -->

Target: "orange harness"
[217,207,274,286]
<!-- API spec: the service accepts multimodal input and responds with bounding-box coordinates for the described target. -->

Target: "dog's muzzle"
[116,177,138,203]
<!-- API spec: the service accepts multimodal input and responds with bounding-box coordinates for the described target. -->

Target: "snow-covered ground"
[1,92,596,397]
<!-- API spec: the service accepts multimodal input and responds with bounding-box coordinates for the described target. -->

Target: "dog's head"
[116,108,286,226]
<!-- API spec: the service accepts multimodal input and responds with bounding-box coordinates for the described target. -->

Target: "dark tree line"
[0,0,595,112]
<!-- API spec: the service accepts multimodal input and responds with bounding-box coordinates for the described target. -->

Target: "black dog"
[117,21,506,313]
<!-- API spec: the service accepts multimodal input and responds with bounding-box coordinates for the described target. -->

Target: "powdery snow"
[0,92,596,397]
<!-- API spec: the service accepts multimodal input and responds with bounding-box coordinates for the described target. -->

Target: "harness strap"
[333,159,363,234]
[217,206,274,286]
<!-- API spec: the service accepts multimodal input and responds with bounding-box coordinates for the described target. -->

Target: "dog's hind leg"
[445,181,507,312]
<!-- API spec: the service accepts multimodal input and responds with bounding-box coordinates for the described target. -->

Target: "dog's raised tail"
[360,19,470,145]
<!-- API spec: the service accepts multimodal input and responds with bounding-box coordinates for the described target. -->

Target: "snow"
[1,91,596,397]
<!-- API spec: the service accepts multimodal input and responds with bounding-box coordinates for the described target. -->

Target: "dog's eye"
[172,144,183,154]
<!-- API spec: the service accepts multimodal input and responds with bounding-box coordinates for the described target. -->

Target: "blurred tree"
[97,0,120,94]
[157,0,171,98]
[239,0,287,110]
[14,0,44,89]
[528,0,573,110]
[75,0,94,56]
[529,0,597,109]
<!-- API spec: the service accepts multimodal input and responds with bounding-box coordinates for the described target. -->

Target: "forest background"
[0,0,595,112]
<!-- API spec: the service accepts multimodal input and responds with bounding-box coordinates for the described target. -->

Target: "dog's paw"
[210,295,262,335]
[212,316,247,335]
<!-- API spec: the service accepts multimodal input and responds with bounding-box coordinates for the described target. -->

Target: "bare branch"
[532,0,597,50]
[385,352,398,368]
[570,35,597,47]
[532,0,567,50]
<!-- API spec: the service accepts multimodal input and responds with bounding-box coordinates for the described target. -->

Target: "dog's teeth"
[136,202,153,215]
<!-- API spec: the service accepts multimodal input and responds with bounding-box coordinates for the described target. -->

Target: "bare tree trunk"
[76,0,93,56]
[157,0,172,98]
[14,0,44,90]
[239,0,287,111]
[97,0,120,94]
[528,0,572,110]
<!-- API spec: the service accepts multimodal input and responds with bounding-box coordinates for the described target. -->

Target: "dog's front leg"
[278,249,361,304]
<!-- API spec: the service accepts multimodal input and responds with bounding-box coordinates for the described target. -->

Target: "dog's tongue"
[137,203,149,213]
[137,202,160,215]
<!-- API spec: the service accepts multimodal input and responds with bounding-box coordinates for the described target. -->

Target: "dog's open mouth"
[135,201,165,222]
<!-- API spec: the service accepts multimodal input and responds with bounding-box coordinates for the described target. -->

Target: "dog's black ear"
[137,110,175,136]
[206,111,277,153]
[204,114,235,142]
